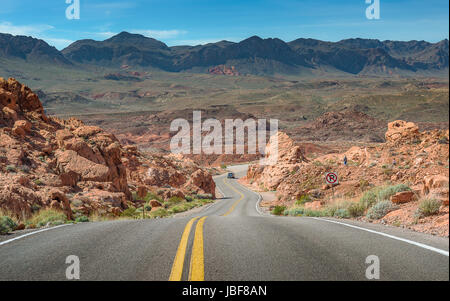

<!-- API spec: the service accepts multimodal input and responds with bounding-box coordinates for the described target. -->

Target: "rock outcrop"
[246,132,307,191]
[385,120,420,144]
[0,78,216,219]
[245,120,449,236]
[208,65,240,76]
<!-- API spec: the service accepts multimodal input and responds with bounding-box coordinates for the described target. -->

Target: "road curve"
[0,168,448,281]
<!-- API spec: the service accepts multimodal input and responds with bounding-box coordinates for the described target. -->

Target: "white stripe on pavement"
[0,224,71,247]
[311,217,449,257]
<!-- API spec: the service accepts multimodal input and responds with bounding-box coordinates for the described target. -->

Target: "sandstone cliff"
[0,78,215,220]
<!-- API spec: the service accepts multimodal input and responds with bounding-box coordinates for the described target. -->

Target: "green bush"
[75,216,89,223]
[121,207,137,217]
[360,184,410,209]
[347,202,366,217]
[296,195,312,206]
[6,165,16,172]
[272,205,286,216]
[417,198,441,217]
[185,195,195,202]
[0,216,17,234]
[194,193,213,200]
[19,165,31,173]
[167,196,183,205]
[28,209,67,227]
[367,201,395,220]
[303,209,324,217]
[150,208,169,218]
[285,207,305,216]
[333,208,350,219]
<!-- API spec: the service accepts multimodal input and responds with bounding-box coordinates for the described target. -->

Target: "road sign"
[325,172,338,185]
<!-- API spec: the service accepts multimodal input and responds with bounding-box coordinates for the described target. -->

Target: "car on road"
[227,172,235,179]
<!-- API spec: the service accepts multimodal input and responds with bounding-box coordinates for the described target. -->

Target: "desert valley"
[0,32,448,238]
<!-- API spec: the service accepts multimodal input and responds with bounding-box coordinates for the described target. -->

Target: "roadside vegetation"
[0,192,215,235]
[281,184,413,220]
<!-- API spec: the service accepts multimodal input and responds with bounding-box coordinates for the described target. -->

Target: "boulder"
[150,199,162,208]
[422,175,449,206]
[137,186,148,199]
[12,120,32,137]
[385,120,419,144]
[390,191,417,204]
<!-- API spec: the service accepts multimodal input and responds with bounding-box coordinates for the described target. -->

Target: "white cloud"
[170,38,237,46]
[0,21,75,50]
[0,22,53,36]
[132,29,188,39]
[91,31,117,39]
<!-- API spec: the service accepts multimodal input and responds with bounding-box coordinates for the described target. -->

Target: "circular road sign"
[325,172,338,185]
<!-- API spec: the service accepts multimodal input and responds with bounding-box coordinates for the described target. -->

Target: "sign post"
[325,172,339,199]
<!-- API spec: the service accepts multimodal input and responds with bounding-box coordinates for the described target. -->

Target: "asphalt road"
[0,166,448,281]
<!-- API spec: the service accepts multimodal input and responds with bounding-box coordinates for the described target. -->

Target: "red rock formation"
[245,120,449,236]
[0,78,217,219]
[208,65,240,76]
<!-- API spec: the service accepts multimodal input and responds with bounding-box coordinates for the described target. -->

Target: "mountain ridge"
[1,31,448,77]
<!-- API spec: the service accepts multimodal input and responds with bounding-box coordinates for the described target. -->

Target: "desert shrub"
[359,179,370,191]
[347,202,366,217]
[0,216,17,234]
[333,208,350,219]
[28,209,67,227]
[144,205,152,211]
[272,205,286,216]
[360,184,410,209]
[416,198,441,217]
[194,193,213,200]
[34,179,44,186]
[366,201,395,220]
[167,196,183,206]
[377,184,411,200]
[6,165,16,172]
[296,195,312,206]
[151,208,169,218]
[170,203,196,214]
[19,165,30,173]
[185,195,194,202]
[303,209,324,217]
[120,207,137,217]
[285,207,305,216]
[75,216,89,223]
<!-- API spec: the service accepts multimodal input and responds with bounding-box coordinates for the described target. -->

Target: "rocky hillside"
[0,33,72,65]
[0,78,215,220]
[245,121,449,236]
[288,110,387,142]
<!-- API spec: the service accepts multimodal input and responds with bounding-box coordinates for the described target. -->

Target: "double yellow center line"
[169,177,244,281]
[169,216,207,281]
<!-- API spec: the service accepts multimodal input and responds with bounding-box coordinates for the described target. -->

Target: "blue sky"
[0,0,448,49]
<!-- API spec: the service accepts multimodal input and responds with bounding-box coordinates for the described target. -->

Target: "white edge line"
[234,180,266,216]
[310,217,449,257]
[0,224,72,247]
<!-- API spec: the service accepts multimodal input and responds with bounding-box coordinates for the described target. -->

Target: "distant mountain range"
[1,31,448,77]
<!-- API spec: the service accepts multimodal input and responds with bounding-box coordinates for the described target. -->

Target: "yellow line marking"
[222,178,244,216]
[188,216,207,281]
[169,217,199,281]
